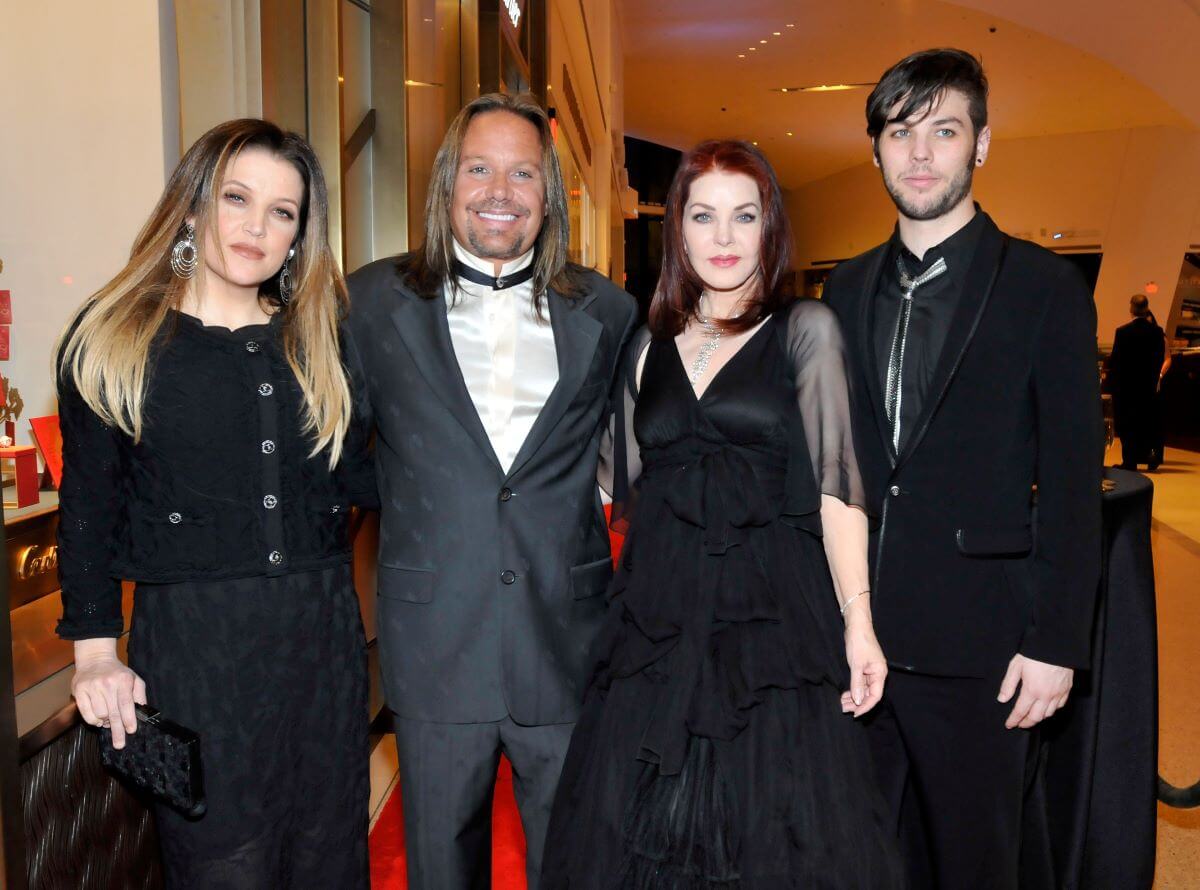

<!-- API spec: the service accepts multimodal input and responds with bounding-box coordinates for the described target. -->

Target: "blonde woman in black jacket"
[56,119,374,888]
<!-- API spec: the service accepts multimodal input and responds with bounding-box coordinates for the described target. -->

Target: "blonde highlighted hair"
[58,119,352,466]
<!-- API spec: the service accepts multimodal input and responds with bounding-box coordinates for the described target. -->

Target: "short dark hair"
[866,48,988,145]
[1130,294,1151,317]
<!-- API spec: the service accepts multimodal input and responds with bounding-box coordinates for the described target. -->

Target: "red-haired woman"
[542,142,902,888]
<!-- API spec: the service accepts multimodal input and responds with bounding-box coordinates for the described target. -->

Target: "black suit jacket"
[825,214,1103,676]
[346,258,637,724]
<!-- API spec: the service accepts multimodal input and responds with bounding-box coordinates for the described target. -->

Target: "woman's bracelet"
[840,589,870,618]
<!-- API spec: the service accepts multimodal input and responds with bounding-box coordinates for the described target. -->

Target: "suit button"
[500,570,517,585]
[889,485,901,497]
[499,488,513,502]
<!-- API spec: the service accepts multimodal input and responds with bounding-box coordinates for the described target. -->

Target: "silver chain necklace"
[689,313,723,386]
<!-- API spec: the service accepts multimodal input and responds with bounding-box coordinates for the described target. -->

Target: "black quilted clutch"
[98,704,206,817]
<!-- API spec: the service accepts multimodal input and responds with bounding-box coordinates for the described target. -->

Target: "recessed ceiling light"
[787,23,795,28]
[738,54,746,58]
[786,131,794,136]
[773,31,781,36]
[770,83,876,93]
[760,39,768,44]
[749,47,757,51]
[752,141,759,146]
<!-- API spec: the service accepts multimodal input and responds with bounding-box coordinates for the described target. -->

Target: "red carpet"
[369,516,624,888]
[369,755,528,889]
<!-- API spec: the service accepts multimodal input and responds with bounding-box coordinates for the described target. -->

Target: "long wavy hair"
[57,118,353,465]
[398,92,582,309]
[649,139,793,337]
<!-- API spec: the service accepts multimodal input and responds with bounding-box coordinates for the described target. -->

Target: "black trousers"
[393,714,574,890]
[865,668,1050,890]
[1119,432,1153,468]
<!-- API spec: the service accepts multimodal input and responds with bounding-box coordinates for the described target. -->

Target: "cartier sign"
[18,543,58,581]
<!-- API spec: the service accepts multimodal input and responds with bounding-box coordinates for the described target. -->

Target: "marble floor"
[1124,446,1200,888]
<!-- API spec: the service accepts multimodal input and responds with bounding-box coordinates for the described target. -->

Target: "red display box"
[1,445,39,509]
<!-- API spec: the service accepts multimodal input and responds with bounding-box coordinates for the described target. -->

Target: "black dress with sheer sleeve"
[543,300,903,889]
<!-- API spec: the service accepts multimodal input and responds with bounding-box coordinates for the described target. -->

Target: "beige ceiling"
[618,0,1195,189]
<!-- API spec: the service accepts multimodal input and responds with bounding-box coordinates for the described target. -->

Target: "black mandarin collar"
[452,258,536,291]
[889,204,988,280]
[168,307,279,352]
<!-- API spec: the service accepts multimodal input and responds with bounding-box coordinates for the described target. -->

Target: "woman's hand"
[840,605,887,718]
[71,638,147,749]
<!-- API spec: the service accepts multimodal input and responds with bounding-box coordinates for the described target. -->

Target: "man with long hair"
[823,50,1103,888]
[346,93,636,889]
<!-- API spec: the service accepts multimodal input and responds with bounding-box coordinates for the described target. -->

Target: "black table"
[1032,468,1158,889]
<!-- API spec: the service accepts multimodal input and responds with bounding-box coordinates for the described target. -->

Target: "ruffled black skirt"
[542,458,903,889]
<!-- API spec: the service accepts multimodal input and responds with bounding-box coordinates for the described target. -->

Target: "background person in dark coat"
[823,49,1102,890]
[1106,294,1168,470]
[346,92,636,890]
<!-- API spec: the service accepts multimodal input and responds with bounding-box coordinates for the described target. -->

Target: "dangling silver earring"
[278,248,295,304]
[170,222,198,279]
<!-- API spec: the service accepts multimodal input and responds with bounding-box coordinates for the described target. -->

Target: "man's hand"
[997,653,1073,729]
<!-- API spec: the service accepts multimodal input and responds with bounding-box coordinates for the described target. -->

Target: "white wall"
[0,2,173,443]
[785,125,1200,346]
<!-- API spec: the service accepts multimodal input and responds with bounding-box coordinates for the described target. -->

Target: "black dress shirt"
[873,209,987,451]
[55,310,376,640]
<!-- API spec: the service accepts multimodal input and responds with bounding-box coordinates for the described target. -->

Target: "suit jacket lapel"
[388,274,504,473]
[895,218,1009,468]
[854,245,895,465]
[505,288,602,480]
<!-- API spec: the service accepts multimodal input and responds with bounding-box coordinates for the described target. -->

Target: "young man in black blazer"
[822,49,1103,889]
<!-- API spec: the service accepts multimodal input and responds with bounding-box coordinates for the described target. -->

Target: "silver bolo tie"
[884,255,949,452]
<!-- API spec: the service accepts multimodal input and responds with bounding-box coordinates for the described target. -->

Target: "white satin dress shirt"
[444,241,559,473]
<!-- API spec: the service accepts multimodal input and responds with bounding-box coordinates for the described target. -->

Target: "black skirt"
[128,564,369,889]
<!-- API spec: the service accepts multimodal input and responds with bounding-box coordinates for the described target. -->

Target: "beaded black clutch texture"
[98,704,206,817]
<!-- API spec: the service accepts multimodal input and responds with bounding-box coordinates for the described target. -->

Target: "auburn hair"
[648,139,793,337]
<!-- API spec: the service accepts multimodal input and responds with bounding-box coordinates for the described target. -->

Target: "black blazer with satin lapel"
[825,214,1103,676]
[346,256,637,724]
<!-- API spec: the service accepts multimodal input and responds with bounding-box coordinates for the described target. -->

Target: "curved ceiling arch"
[619,0,1198,188]
[948,0,1200,128]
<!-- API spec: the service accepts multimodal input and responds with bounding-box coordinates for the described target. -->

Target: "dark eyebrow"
[892,115,966,129]
[687,202,760,211]
[224,178,300,208]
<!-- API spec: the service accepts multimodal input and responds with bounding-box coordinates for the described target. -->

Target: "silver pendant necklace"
[689,306,723,386]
